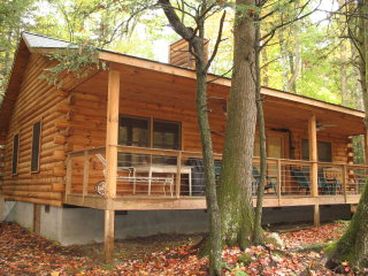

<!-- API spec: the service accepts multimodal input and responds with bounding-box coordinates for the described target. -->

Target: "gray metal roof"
[22,32,73,49]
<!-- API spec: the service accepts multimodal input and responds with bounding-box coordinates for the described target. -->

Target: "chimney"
[169,39,209,69]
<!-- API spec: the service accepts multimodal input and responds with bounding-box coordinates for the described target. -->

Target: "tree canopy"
[0,0,363,109]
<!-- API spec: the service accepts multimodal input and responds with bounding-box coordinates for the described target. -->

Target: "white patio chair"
[94,153,174,197]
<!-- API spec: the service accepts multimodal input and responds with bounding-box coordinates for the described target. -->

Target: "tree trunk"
[158,1,223,274]
[337,0,349,106]
[261,46,269,87]
[253,17,266,244]
[286,2,301,93]
[218,0,257,249]
[328,0,368,270]
[193,40,222,276]
[328,183,368,269]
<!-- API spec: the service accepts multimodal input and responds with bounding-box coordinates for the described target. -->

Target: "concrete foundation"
[1,200,352,245]
[262,205,351,226]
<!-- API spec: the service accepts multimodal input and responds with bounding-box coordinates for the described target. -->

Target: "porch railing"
[64,146,368,201]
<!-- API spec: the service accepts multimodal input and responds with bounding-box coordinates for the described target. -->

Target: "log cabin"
[0,32,367,259]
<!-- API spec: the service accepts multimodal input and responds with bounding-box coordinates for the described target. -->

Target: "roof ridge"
[22,31,72,44]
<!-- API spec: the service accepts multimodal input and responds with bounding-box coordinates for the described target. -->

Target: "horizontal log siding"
[67,71,351,197]
[1,53,68,206]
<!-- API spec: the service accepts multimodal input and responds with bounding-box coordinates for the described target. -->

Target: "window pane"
[31,122,41,172]
[318,141,332,162]
[153,121,180,150]
[12,134,19,175]
[119,116,149,166]
[119,117,149,147]
[302,139,332,162]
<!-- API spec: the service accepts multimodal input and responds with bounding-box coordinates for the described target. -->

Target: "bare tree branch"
[205,11,226,71]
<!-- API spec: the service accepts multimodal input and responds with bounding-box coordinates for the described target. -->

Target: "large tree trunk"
[328,0,368,270]
[218,0,257,249]
[328,183,368,269]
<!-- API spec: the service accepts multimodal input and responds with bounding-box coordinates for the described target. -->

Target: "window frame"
[301,139,333,162]
[119,115,182,150]
[119,115,150,147]
[12,133,20,176]
[152,119,182,150]
[31,120,42,174]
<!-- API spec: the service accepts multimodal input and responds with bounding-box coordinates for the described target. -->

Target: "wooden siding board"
[1,53,66,206]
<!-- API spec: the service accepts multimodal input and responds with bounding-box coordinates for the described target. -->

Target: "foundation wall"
[2,201,352,245]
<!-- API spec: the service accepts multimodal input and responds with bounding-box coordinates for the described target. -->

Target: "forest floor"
[0,221,361,275]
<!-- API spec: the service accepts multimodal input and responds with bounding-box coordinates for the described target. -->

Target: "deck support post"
[33,204,41,234]
[104,209,115,263]
[313,203,320,227]
[308,114,319,226]
[104,69,120,262]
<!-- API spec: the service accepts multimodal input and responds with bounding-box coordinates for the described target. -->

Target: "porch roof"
[0,32,365,136]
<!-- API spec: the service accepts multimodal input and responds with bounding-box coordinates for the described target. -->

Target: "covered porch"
[63,56,367,260]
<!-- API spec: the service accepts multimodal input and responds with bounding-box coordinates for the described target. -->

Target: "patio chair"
[323,167,342,195]
[95,153,174,197]
[252,166,276,195]
[186,158,222,196]
[186,158,205,196]
[290,167,310,194]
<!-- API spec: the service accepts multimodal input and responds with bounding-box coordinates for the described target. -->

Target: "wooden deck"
[64,193,361,211]
[64,145,366,210]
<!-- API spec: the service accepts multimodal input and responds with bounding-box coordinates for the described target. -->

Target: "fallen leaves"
[280,222,347,249]
[0,221,352,275]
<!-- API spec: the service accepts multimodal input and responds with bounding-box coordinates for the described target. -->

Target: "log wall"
[1,55,352,204]
[1,53,69,206]
[67,69,350,196]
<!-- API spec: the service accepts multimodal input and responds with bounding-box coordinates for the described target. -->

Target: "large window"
[12,133,19,175]
[31,121,42,173]
[153,120,180,150]
[119,116,181,165]
[119,117,149,147]
[302,139,332,162]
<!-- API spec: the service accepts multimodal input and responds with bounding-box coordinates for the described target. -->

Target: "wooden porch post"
[308,114,319,226]
[104,69,120,262]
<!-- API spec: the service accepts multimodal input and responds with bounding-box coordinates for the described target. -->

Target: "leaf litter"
[0,221,355,275]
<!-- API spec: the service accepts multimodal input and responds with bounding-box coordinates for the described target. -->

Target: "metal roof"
[22,32,73,49]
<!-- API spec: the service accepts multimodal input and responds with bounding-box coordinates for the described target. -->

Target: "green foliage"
[0,0,37,102]
[234,270,248,276]
[324,241,337,257]
[41,44,106,88]
[238,252,252,265]
[0,0,364,114]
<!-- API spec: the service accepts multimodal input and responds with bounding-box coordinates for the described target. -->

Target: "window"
[12,134,19,175]
[302,140,332,162]
[119,117,149,147]
[153,120,180,150]
[253,132,285,158]
[31,121,42,172]
[118,116,181,165]
[119,116,181,150]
